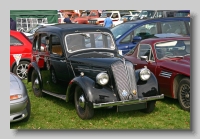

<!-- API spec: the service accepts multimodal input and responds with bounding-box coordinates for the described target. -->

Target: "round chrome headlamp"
[96,72,109,85]
[139,66,151,81]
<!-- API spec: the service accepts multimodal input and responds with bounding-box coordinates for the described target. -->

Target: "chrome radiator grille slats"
[88,20,97,24]
[111,61,137,101]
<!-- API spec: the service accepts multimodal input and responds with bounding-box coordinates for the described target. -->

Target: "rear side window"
[138,44,154,61]
[50,35,63,56]
[161,21,187,35]
[10,36,23,46]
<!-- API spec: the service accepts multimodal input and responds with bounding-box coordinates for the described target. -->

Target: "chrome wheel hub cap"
[16,64,28,79]
[34,78,40,90]
[180,84,190,108]
[79,95,85,108]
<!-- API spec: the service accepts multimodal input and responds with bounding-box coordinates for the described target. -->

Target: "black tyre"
[31,70,44,97]
[74,86,94,120]
[13,61,29,80]
[21,97,31,122]
[141,101,156,113]
[177,78,190,111]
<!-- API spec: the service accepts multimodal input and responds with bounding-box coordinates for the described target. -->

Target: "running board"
[42,90,66,100]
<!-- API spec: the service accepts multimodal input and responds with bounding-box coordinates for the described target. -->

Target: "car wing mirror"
[140,56,148,62]
[133,36,142,42]
[40,46,45,52]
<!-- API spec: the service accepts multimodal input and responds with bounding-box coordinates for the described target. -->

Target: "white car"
[114,15,139,26]
[23,23,57,37]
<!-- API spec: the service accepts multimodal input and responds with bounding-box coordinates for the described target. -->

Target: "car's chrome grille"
[111,60,137,101]
[88,20,97,24]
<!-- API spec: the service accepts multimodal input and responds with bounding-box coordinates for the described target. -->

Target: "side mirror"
[40,46,45,52]
[140,56,148,62]
[133,36,142,42]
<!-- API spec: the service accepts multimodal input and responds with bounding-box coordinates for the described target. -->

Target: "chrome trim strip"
[160,71,172,75]
[93,94,164,108]
[160,72,171,76]
[75,68,107,72]
[42,90,66,100]
[159,71,172,78]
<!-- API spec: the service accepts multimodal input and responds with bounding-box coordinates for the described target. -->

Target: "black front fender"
[27,62,43,88]
[66,76,118,103]
[135,69,159,98]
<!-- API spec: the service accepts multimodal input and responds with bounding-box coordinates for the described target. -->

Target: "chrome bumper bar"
[93,94,164,108]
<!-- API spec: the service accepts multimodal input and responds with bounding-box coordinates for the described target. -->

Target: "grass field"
[10,80,190,130]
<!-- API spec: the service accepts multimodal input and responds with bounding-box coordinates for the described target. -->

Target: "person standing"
[10,18,16,30]
[103,13,113,29]
[63,13,72,23]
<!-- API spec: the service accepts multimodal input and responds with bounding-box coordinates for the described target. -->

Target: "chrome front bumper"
[93,94,164,108]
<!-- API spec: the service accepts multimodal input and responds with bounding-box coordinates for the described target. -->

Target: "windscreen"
[65,32,115,53]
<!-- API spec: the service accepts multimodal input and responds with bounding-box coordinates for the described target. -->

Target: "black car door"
[45,34,71,95]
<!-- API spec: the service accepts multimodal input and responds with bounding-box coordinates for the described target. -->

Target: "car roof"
[36,23,112,34]
[124,17,190,24]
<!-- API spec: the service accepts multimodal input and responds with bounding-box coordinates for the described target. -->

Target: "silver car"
[10,72,31,123]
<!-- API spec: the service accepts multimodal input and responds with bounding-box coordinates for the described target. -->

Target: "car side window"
[10,36,23,46]
[161,21,187,35]
[154,11,163,18]
[138,44,154,61]
[50,35,63,56]
[120,33,132,43]
[112,13,118,18]
[33,36,39,51]
[39,34,49,52]
[133,23,157,38]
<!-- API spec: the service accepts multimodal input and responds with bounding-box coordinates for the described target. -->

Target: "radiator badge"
[122,90,128,97]
[132,90,137,95]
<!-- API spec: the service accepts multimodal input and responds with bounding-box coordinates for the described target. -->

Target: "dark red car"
[124,36,190,111]
[10,30,32,79]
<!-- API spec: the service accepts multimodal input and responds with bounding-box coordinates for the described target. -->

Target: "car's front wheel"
[141,101,156,113]
[31,70,44,97]
[177,78,190,111]
[74,86,94,120]
[13,61,29,80]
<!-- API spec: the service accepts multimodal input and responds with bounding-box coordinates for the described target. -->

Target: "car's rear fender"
[66,76,118,103]
[27,62,43,88]
[135,69,159,98]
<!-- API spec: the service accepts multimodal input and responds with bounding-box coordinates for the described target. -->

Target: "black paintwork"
[27,24,159,107]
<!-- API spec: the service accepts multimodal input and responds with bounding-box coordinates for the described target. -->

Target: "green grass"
[10,80,190,130]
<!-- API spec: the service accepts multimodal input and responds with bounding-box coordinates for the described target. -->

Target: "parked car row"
[10,11,190,122]
[110,17,190,55]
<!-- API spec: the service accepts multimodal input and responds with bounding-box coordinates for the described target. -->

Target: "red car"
[124,36,190,111]
[10,30,32,79]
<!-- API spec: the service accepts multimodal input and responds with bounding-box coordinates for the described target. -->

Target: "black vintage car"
[27,24,164,120]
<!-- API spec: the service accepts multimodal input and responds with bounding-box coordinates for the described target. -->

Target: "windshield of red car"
[65,32,115,53]
[155,40,190,59]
